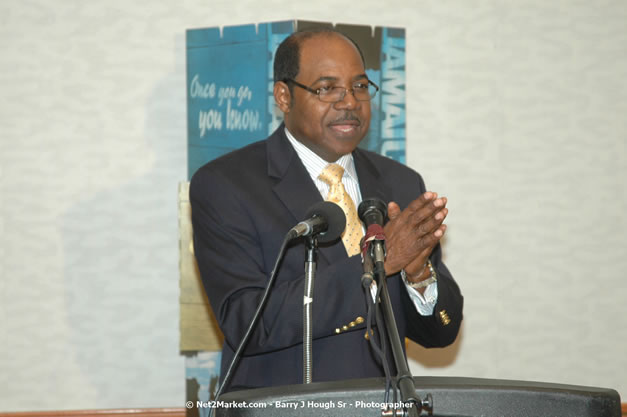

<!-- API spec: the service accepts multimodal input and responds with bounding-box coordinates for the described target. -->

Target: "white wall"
[1,0,625,411]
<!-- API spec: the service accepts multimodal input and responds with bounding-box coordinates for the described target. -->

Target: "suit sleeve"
[190,166,368,356]
[401,242,464,347]
[394,170,464,348]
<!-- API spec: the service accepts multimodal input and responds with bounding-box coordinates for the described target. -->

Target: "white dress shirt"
[285,128,438,315]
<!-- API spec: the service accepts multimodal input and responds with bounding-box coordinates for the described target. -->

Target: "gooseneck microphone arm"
[299,201,346,384]
[358,198,431,417]
[303,235,317,384]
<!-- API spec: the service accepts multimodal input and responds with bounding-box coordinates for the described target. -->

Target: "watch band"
[405,260,437,290]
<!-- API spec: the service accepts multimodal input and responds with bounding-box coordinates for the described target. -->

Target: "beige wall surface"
[1,0,625,411]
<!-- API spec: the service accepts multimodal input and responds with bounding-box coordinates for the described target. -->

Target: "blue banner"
[186,21,406,177]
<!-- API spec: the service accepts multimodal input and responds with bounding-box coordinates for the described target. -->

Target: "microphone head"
[358,198,387,225]
[305,201,346,243]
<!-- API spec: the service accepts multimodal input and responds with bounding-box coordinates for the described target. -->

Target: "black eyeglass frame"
[283,78,380,102]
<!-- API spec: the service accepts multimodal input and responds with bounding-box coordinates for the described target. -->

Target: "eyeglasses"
[283,78,379,103]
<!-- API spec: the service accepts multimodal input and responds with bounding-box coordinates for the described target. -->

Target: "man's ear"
[273,81,291,113]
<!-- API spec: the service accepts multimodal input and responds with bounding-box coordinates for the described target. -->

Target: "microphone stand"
[303,235,318,384]
[368,239,432,417]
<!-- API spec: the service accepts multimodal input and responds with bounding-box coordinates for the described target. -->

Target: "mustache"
[330,113,361,124]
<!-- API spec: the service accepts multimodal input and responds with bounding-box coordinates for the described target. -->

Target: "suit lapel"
[267,126,321,223]
[353,148,391,207]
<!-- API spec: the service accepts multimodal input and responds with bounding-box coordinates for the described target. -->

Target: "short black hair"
[273,27,366,92]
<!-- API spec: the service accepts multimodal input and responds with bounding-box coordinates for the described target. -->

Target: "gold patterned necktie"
[318,163,363,257]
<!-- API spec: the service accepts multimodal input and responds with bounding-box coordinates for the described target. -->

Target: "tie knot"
[318,163,345,186]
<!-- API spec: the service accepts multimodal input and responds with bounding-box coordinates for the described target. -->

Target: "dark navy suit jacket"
[190,125,463,391]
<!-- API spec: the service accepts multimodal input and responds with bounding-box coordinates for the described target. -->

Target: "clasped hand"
[383,192,448,281]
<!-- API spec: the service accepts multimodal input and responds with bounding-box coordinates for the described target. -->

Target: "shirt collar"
[284,127,358,182]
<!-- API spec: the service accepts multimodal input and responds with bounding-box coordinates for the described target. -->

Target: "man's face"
[277,34,371,162]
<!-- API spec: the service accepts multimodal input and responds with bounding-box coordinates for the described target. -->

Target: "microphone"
[289,201,346,243]
[358,198,387,231]
[358,198,388,280]
[358,198,387,252]
[360,235,375,288]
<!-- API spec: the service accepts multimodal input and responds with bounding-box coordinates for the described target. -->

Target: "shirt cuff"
[401,269,438,316]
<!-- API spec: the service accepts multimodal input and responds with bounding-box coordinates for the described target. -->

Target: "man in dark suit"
[190,28,463,391]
